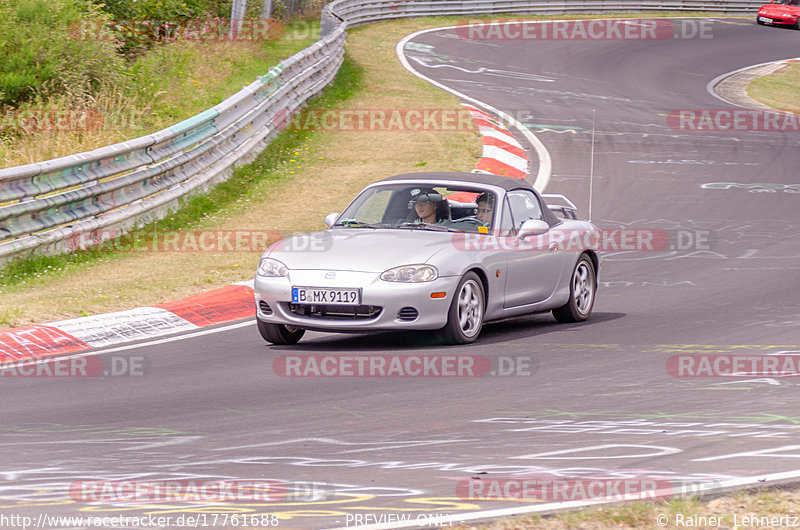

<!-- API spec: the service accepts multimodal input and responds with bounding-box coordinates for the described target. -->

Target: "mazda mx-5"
[254,172,600,345]
[757,0,800,28]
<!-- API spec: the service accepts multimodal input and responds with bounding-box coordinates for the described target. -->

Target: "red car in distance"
[757,0,800,28]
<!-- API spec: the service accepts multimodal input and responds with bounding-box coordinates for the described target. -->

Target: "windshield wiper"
[333,219,381,228]
[395,222,457,232]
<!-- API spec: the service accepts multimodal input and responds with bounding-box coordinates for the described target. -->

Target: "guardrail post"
[262,0,273,19]
[230,0,248,39]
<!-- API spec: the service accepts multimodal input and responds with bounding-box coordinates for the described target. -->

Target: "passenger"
[475,192,494,225]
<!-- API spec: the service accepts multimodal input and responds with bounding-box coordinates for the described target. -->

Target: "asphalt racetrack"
[2,17,800,530]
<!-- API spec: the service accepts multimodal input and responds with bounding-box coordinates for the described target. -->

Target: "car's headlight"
[257,258,288,277]
[380,264,438,282]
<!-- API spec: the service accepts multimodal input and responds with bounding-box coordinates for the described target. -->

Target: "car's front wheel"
[257,320,305,345]
[439,272,485,344]
[553,254,596,323]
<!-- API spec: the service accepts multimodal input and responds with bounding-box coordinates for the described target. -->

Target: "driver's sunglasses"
[477,208,491,213]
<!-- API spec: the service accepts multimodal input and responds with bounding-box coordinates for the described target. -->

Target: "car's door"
[501,190,568,307]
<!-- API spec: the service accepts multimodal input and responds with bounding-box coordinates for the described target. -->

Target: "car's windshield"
[773,0,800,5]
[334,183,497,233]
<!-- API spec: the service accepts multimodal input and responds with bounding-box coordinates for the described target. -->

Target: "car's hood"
[265,228,452,272]
[761,3,800,12]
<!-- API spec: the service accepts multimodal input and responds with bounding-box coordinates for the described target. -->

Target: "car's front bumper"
[254,270,461,331]
[758,12,799,24]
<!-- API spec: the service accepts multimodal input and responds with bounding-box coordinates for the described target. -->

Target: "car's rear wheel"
[257,320,305,345]
[553,254,596,323]
[439,272,484,344]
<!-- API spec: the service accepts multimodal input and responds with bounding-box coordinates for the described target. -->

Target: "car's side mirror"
[324,213,340,228]
[517,219,550,239]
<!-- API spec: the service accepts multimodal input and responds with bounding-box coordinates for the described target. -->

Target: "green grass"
[748,62,800,113]
[110,19,323,132]
[0,18,320,166]
[0,307,22,328]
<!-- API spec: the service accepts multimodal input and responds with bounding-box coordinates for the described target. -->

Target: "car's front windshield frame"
[333,182,501,234]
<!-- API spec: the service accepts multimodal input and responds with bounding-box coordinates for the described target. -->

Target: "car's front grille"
[287,303,382,320]
[397,307,419,321]
[259,300,273,315]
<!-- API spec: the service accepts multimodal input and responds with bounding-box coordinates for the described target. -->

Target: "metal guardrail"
[0,0,762,263]
[321,0,763,33]
[0,28,345,262]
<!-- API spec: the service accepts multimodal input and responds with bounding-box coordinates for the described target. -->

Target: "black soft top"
[380,171,536,192]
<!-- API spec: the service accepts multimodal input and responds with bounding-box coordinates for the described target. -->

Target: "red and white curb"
[0,281,255,363]
[462,103,528,179]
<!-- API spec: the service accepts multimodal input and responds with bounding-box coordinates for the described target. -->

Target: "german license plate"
[758,16,772,23]
[292,287,360,305]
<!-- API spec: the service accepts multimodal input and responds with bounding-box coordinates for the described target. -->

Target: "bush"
[92,1,321,56]
[99,0,206,20]
[0,0,123,107]
[98,0,213,54]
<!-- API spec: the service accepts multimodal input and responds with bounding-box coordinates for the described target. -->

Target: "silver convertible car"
[254,172,600,345]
